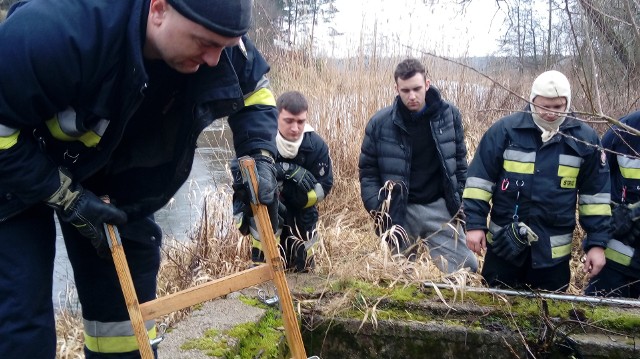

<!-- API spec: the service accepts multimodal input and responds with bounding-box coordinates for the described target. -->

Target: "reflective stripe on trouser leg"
[60,218,161,358]
[84,319,157,353]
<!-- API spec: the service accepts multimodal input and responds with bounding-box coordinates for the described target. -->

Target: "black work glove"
[45,168,127,258]
[276,162,317,193]
[230,155,280,239]
[611,202,633,237]
[491,222,529,267]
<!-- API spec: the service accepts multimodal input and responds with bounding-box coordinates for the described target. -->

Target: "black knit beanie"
[167,0,252,37]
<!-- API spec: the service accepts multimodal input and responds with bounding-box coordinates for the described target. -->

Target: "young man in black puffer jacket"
[359,58,477,273]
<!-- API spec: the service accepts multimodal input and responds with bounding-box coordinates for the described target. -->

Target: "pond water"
[52,123,234,307]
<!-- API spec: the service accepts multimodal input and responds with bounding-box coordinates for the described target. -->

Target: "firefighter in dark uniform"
[0,0,279,357]
[587,110,640,298]
[242,91,333,272]
[463,70,610,291]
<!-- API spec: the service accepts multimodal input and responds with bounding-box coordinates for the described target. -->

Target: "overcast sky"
[314,0,506,58]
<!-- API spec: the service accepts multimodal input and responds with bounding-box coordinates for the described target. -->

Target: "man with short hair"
[586,110,640,298]
[359,58,478,273]
[463,70,610,291]
[248,91,333,272]
[0,0,279,357]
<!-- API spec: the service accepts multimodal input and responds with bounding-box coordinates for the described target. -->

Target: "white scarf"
[531,111,566,143]
[276,124,314,158]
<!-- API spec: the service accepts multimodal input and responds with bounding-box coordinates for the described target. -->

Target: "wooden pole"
[239,156,308,359]
[104,217,154,358]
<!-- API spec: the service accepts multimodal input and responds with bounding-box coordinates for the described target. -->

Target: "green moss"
[179,302,288,358]
[590,307,640,332]
[180,328,230,357]
[193,303,204,311]
[230,309,287,359]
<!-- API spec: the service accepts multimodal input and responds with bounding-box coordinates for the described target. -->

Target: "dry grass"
[53,47,640,357]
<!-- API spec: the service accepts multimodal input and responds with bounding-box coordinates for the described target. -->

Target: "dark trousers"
[0,204,160,359]
[482,248,571,292]
[585,264,640,298]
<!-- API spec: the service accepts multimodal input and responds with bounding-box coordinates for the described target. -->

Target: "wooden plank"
[105,223,154,359]
[140,265,273,320]
[240,157,308,359]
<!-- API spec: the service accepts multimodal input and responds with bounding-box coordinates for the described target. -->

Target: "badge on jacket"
[600,149,607,167]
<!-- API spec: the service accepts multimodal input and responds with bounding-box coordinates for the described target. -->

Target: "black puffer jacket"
[359,86,467,231]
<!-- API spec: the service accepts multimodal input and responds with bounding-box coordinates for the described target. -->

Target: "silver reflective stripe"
[579,192,611,205]
[608,239,635,257]
[0,123,18,136]
[503,149,536,162]
[243,76,271,100]
[466,176,495,192]
[559,154,583,167]
[549,233,572,247]
[617,155,640,169]
[92,118,110,137]
[57,107,83,136]
[83,319,155,337]
[314,183,325,203]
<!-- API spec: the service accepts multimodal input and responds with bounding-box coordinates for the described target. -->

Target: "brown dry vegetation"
[53,50,639,357]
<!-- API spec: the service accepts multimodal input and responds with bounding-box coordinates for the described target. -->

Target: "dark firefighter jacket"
[358,86,467,232]
[0,0,278,221]
[601,111,640,277]
[278,130,333,211]
[462,106,611,268]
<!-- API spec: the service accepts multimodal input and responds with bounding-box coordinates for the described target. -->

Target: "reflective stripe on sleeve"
[604,239,634,266]
[463,176,495,202]
[578,203,612,216]
[244,87,276,108]
[0,129,19,150]
[550,233,573,258]
[579,193,611,205]
[304,184,325,208]
[618,155,640,180]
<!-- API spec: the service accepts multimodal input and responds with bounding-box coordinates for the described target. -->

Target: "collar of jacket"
[391,86,445,131]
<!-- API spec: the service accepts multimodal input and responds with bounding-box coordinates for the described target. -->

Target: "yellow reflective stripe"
[620,167,640,180]
[503,160,535,174]
[462,187,493,202]
[578,203,612,216]
[558,165,579,177]
[304,190,318,208]
[551,243,572,258]
[77,131,101,147]
[605,248,632,266]
[84,326,156,354]
[45,119,100,147]
[244,87,276,107]
[0,131,19,150]
[252,237,262,251]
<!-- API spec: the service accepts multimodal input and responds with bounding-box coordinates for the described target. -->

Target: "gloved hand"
[45,168,127,258]
[612,202,633,237]
[275,162,317,193]
[230,155,280,239]
[490,222,529,267]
